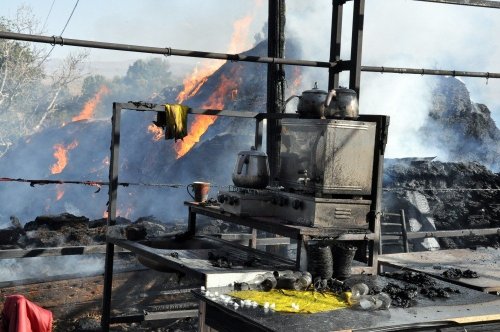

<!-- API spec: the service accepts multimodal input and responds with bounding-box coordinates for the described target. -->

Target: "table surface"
[378,247,500,292]
[194,274,500,332]
[108,235,296,288]
[185,202,374,240]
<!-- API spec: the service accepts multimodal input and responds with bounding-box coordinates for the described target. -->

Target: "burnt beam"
[413,0,500,8]
[329,0,344,90]
[349,0,365,96]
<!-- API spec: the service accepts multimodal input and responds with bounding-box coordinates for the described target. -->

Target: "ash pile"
[383,159,500,251]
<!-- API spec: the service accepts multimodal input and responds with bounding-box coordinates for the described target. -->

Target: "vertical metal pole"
[349,0,365,96]
[400,209,410,253]
[329,0,344,90]
[187,207,197,236]
[101,103,121,331]
[367,115,389,273]
[254,117,263,150]
[267,0,285,183]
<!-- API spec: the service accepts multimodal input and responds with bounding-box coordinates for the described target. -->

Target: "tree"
[0,6,88,157]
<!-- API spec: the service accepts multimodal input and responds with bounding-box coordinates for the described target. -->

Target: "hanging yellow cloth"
[164,104,190,141]
[229,289,349,314]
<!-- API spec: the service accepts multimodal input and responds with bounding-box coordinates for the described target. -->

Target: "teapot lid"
[238,146,267,156]
[302,82,327,95]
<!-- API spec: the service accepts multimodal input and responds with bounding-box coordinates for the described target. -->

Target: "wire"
[38,0,80,66]
[41,0,57,32]
[59,0,79,36]
[383,187,500,192]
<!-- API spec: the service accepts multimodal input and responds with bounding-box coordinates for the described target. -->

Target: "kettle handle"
[236,154,249,174]
[324,89,337,107]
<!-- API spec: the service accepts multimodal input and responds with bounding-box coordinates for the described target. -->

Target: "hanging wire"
[41,0,57,32]
[38,0,80,66]
[383,187,500,192]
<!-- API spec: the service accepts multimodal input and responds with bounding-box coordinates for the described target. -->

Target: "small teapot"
[324,87,359,119]
[283,82,327,118]
[232,147,270,189]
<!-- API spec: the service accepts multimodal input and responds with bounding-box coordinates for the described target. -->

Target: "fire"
[171,12,255,158]
[174,73,239,158]
[103,207,132,219]
[55,184,64,201]
[290,67,302,95]
[50,140,79,174]
[227,15,254,54]
[147,123,164,141]
[72,85,109,122]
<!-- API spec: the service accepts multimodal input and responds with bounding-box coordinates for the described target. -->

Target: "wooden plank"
[379,248,500,292]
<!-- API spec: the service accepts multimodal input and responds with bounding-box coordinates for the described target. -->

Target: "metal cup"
[187,182,210,202]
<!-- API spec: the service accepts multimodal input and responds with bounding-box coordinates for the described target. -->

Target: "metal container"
[324,87,359,119]
[296,83,328,118]
[279,119,376,195]
[232,148,270,189]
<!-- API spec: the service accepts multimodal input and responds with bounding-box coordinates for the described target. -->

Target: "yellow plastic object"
[229,289,349,314]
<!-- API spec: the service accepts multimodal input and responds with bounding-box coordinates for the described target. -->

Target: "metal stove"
[218,118,379,230]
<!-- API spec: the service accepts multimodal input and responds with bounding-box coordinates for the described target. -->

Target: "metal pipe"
[329,0,344,90]
[349,0,366,95]
[412,0,500,8]
[0,31,339,69]
[361,66,500,79]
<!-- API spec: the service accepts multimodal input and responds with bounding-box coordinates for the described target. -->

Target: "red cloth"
[1,295,52,332]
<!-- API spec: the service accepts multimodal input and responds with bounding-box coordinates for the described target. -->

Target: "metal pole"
[0,31,338,69]
[361,65,500,79]
[412,0,500,8]
[267,0,285,182]
[329,0,344,90]
[400,209,410,253]
[349,0,365,96]
[101,103,121,331]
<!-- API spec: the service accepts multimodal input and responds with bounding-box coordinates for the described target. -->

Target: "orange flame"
[103,207,132,219]
[174,73,239,158]
[72,85,109,122]
[50,140,79,174]
[171,13,255,158]
[147,123,164,141]
[55,184,64,201]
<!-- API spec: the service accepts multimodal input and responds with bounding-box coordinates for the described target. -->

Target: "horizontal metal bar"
[362,66,500,79]
[412,0,500,8]
[0,31,340,69]
[406,228,500,239]
[0,245,128,259]
[117,102,261,119]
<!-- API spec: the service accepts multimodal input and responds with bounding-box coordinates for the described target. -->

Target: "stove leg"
[187,207,197,236]
[249,228,257,248]
[296,236,309,271]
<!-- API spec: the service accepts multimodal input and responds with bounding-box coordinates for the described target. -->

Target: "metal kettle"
[232,147,270,189]
[324,87,359,119]
[284,82,327,118]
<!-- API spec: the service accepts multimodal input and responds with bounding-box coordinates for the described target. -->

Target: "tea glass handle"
[187,184,195,200]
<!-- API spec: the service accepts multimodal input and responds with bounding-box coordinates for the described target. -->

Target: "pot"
[284,83,327,118]
[324,87,359,119]
[232,147,270,189]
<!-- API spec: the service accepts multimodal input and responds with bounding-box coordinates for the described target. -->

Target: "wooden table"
[378,247,500,293]
[193,274,500,332]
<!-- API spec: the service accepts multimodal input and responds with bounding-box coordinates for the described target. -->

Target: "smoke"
[284,0,500,156]
[0,255,106,282]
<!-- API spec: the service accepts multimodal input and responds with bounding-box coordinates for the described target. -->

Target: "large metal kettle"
[232,147,270,189]
[284,82,327,118]
[324,87,359,119]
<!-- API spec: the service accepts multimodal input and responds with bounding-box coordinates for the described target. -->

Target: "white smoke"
[285,0,500,157]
